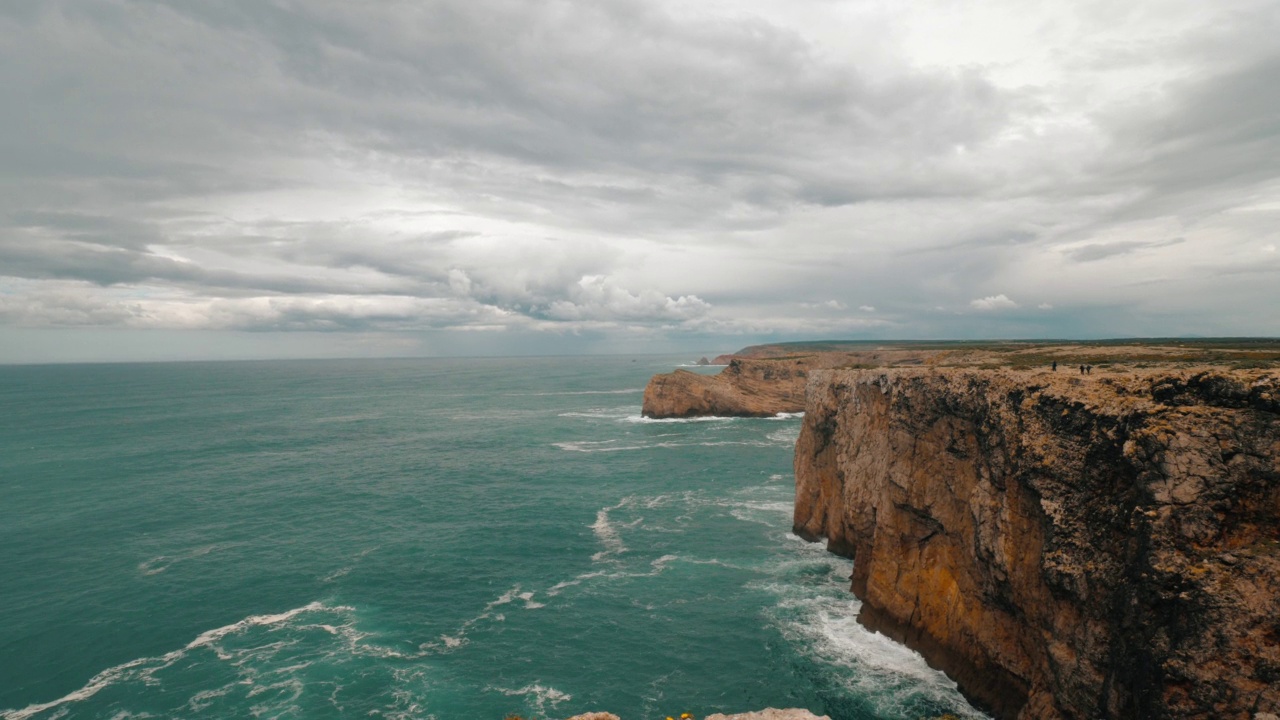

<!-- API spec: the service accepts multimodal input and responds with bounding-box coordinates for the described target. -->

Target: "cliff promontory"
[643,344,942,419]
[641,357,812,418]
[793,367,1280,719]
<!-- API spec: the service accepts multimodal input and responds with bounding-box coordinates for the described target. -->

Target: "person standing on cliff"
[1052,361,1057,371]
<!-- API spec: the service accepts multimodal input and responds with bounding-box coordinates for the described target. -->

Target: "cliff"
[793,367,1280,719]
[643,345,946,419]
[641,357,812,418]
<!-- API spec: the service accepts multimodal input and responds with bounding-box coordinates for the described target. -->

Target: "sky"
[2,0,1279,362]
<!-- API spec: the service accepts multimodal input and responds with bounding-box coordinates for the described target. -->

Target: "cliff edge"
[793,367,1280,719]
[642,345,945,419]
[641,357,812,418]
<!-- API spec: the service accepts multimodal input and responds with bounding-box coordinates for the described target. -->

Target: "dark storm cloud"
[0,1,1020,210]
[0,234,410,295]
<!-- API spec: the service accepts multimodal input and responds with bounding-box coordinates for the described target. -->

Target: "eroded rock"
[641,358,812,418]
[793,367,1280,720]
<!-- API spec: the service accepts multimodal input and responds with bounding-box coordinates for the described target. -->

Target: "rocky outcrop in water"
[641,357,812,418]
[793,368,1280,719]
[564,711,828,720]
[704,710,830,720]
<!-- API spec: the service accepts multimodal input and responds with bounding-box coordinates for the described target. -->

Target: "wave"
[545,570,610,597]
[508,388,644,396]
[556,439,780,453]
[591,500,630,562]
[138,543,244,576]
[557,407,635,420]
[766,426,801,445]
[0,602,355,720]
[728,500,795,525]
[311,413,381,423]
[623,414,739,424]
[757,547,989,719]
[554,440,650,453]
[493,684,572,715]
[427,583,554,653]
[624,411,802,424]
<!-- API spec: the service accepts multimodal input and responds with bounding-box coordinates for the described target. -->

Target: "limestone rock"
[565,714,621,720]
[793,367,1280,719]
[641,358,811,418]
[704,710,831,720]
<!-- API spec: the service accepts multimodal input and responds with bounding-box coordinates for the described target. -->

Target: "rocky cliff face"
[793,368,1280,720]
[641,358,812,418]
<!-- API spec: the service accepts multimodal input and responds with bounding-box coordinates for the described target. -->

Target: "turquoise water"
[0,357,984,720]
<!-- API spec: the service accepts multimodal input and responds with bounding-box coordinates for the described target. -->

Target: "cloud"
[970,294,1018,311]
[543,275,710,322]
[3,0,1280,359]
[1065,238,1185,263]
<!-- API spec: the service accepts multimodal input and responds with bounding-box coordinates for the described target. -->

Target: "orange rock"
[641,358,810,418]
[794,367,1280,719]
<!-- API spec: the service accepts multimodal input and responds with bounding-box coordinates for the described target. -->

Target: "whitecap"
[545,570,609,596]
[494,684,572,715]
[757,550,989,719]
[509,388,644,396]
[0,602,353,720]
[557,406,634,420]
[622,415,738,424]
[425,586,528,653]
[554,440,651,453]
[137,543,235,576]
[590,502,629,562]
[517,591,545,609]
[766,426,801,445]
[311,413,380,423]
[484,586,524,610]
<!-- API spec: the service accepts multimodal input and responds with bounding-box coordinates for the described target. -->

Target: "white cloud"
[1038,302,1054,310]
[3,0,1280,359]
[543,275,710,322]
[970,294,1018,311]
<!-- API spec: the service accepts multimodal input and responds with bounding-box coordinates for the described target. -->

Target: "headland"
[645,340,1280,719]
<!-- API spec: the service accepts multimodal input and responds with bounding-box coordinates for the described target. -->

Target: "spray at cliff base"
[0,357,986,720]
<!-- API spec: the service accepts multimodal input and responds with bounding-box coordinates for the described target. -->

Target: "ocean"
[0,356,985,720]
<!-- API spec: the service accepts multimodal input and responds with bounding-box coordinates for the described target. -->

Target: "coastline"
[647,341,1280,720]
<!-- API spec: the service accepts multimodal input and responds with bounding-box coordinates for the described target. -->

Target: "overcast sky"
[2,0,1278,362]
